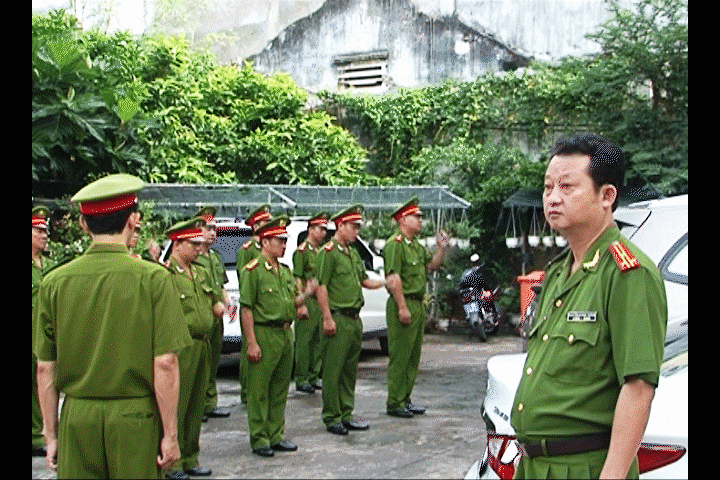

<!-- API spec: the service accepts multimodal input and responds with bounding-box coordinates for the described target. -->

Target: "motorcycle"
[457,261,501,341]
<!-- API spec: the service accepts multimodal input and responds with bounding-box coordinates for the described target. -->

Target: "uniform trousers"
[246,324,293,450]
[58,395,161,479]
[294,296,326,386]
[32,355,45,449]
[514,448,639,479]
[385,296,425,411]
[204,319,223,414]
[170,337,210,473]
[321,311,362,427]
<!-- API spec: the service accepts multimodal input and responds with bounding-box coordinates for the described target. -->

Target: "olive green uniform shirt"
[315,239,368,310]
[33,243,191,398]
[511,225,667,441]
[293,240,319,282]
[382,230,431,295]
[166,257,216,337]
[237,240,261,272]
[239,258,297,325]
[195,248,228,300]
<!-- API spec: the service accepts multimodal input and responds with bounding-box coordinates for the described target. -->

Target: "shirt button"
[180,294,186,299]
[555,299,563,308]
[568,334,575,344]
[542,334,549,342]
[526,367,533,376]
[518,403,524,412]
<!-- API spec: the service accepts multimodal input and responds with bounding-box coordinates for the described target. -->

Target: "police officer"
[34,174,192,478]
[315,205,384,435]
[383,197,448,418]
[192,206,231,420]
[32,206,50,457]
[511,135,667,479]
[292,212,330,394]
[164,218,217,478]
[240,217,314,457]
[236,204,273,404]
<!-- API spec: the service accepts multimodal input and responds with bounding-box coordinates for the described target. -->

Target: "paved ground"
[32,330,524,479]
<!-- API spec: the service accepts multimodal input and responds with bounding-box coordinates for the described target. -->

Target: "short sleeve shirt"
[167,256,216,337]
[382,230,431,296]
[33,243,192,399]
[293,241,319,282]
[240,258,297,325]
[315,238,368,310]
[511,225,667,441]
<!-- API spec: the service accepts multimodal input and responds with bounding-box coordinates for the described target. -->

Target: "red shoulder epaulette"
[324,241,334,251]
[394,234,403,242]
[245,258,259,270]
[608,241,640,272]
[241,240,252,250]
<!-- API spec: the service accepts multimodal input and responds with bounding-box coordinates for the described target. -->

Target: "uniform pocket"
[544,322,602,385]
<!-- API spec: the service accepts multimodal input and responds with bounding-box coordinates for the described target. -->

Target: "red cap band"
[32,217,48,229]
[393,203,421,220]
[168,228,204,242]
[79,193,138,215]
[247,211,271,228]
[334,212,363,227]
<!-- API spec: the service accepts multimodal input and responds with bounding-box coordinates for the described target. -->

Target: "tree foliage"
[32,10,371,188]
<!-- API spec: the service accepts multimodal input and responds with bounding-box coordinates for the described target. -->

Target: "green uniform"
[32,261,45,451]
[315,238,368,427]
[292,240,326,387]
[33,243,192,479]
[237,239,262,404]
[382,230,431,411]
[239,257,296,450]
[166,257,216,473]
[194,249,228,414]
[511,225,667,479]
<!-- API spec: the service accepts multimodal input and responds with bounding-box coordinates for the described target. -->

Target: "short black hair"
[551,134,625,211]
[82,204,138,235]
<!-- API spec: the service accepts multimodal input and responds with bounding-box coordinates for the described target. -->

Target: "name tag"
[567,311,597,322]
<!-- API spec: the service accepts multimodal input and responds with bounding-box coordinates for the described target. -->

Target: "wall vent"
[333,50,389,91]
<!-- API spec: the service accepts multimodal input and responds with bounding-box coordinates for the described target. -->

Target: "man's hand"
[157,434,180,472]
[323,317,337,337]
[45,437,58,471]
[246,342,262,363]
[398,306,411,325]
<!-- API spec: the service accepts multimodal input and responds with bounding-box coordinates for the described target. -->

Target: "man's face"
[176,239,202,263]
[399,212,423,236]
[337,221,361,244]
[263,236,287,259]
[543,153,605,235]
[203,225,217,245]
[32,226,48,253]
[308,224,327,245]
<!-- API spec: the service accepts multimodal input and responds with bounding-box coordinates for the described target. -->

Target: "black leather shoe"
[205,407,231,418]
[342,420,369,430]
[185,466,212,476]
[310,381,322,390]
[326,422,349,435]
[165,471,190,479]
[387,408,414,418]
[296,384,315,394]
[252,446,275,457]
[271,440,298,451]
[32,446,47,457]
[406,402,426,415]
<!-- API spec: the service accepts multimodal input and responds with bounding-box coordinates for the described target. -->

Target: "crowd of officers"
[31,173,448,479]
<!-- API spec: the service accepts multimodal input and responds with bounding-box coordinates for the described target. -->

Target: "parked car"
[161,216,390,355]
[465,195,688,479]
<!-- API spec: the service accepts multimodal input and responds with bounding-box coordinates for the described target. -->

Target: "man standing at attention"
[292,212,330,394]
[383,197,448,418]
[511,134,667,479]
[240,217,315,457]
[164,218,217,479]
[34,174,192,478]
[315,205,384,435]
[32,206,50,457]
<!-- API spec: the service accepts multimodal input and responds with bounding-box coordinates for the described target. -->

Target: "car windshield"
[214,226,252,267]
[661,333,688,374]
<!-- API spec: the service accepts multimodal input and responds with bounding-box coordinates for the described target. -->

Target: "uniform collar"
[86,243,129,254]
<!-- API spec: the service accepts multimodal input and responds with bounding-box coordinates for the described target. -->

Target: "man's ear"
[601,184,617,210]
[79,215,91,234]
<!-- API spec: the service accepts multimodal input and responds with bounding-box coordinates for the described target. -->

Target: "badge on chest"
[567,311,597,322]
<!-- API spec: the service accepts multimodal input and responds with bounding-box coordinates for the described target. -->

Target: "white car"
[466,195,688,479]
[179,216,390,355]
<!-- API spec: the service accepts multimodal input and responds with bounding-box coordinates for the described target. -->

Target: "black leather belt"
[519,432,612,459]
[331,308,361,319]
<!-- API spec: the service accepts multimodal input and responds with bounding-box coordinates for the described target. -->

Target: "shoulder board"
[298,241,307,253]
[324,241,334,251]
[245,258,259,270]
[608,241,640,272]
[394,234,403,242]
[241,240,252,250]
